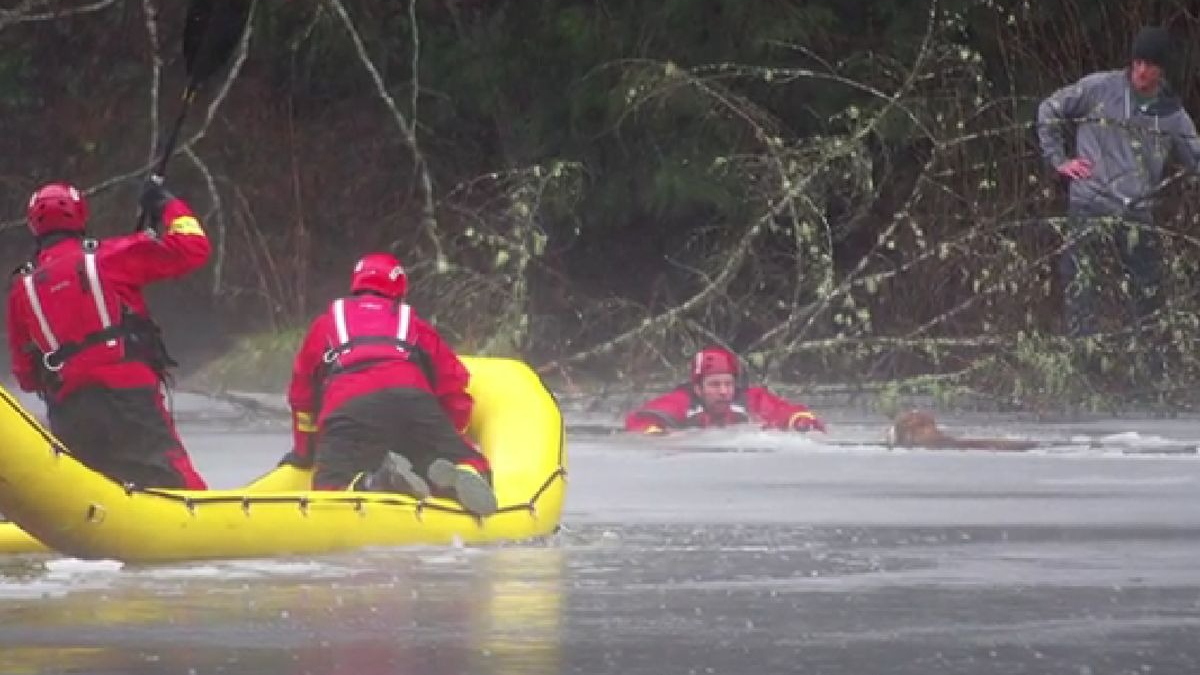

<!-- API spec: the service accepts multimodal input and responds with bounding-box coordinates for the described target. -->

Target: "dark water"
[2,410,1200,674]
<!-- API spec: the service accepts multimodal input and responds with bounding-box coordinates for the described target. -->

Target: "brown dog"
[890,410,1037,451]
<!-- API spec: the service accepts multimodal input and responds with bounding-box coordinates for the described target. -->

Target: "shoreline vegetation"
[183,329,1197,422]
[7,2,1200,417]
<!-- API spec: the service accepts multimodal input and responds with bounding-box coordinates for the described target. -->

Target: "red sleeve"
[745,387,825,432]
[285,313,329,460]
[101,198,211,286]
[624,388,691,432]
[287,312,329,416]
[6,283,39,392]
[412,315,473,432]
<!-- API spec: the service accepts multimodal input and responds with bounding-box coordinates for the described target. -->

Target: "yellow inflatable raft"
[0,357,566,563]
[0,462,303,555]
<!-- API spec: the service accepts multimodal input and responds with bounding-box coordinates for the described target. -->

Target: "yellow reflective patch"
[168,215,204,236]
[456,464,482,478]
[294,411,317,432]
[788,411,815,426]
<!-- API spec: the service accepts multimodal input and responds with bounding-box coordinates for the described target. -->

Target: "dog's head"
[891,410,942,446]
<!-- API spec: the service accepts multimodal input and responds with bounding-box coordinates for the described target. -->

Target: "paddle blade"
[183,0,252,83]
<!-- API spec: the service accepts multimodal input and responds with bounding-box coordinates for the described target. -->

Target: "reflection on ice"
[0,545,567,675]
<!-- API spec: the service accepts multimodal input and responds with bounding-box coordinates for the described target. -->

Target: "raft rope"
[129,466,568,519]
[1,385,567,521]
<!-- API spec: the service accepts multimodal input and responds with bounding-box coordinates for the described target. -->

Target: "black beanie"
[1132,26,1171,68]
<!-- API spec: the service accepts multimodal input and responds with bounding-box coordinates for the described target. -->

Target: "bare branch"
[183,146,226,297]
[324,0,443,267]
[0,0,116,29]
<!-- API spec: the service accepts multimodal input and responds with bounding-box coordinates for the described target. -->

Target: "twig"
[324,0,443,266]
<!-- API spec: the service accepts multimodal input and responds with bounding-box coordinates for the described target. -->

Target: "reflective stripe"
[167,215,203,236]
[294,410,318,433]
[332,300,410,349]
[332,299,349,345]
[21,274,60,351]
[685,403,750,417]
[685,401,749,426]
[788,410,816,430]
[328,299,412,354]
[83,252,118,347]
[396,303,411,345]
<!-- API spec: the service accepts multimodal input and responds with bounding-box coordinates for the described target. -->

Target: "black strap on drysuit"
[318,335,437,388]
[40,312,177,373]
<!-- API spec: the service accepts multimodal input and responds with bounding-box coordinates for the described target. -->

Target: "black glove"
[140,176,174,231]
[278,449,315,470]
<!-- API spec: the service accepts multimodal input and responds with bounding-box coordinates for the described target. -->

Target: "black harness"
[318,334,437,388]
[30,311,176,392]
[15,238,176,391]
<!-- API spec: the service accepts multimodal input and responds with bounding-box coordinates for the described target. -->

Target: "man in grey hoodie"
[1037,26,1200,338]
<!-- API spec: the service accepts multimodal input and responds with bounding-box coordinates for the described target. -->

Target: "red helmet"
[350,252,408,298]
[27,183,88,236]
[691,346,739,384]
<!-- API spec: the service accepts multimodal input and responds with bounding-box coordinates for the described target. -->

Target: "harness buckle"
[322,348,339,364]
[42,350,64,372]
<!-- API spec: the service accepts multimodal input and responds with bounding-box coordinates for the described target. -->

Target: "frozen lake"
[1,393,1199,674]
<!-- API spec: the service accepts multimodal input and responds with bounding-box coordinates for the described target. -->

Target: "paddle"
[136,0,252,231]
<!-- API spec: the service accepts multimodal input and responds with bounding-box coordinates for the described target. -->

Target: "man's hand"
[283,410,318,468]
[140,176,174,232]
[278,447,314,469]
[787,411,826,433]
[1056,158,1093,180]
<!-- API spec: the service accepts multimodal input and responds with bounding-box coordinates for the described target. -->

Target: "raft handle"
[85,503,106,524]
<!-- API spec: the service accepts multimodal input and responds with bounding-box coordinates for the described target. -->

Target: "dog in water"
[889,410,1037,451]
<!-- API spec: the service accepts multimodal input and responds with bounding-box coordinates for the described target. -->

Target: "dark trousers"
[1059,206,1161,338]
[48,386,204,489]
[313,387,484,490]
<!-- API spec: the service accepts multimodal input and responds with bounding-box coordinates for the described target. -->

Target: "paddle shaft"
[135,0,249,231]
[134,84,200,232]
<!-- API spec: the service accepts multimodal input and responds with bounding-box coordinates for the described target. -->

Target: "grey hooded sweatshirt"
[1037,69,1200,220]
